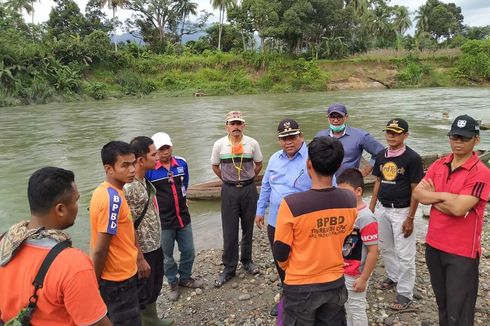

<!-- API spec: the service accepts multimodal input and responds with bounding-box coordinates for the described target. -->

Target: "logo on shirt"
[107,187,122,235]
[311,216,347,238]
[381,161,405,181]
[177,167,184,174]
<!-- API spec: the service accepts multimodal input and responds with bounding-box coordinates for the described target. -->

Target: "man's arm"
[413,179,444,205]
[212,164,222,179]
[369,178,381,212]
[254,161,263,177]
[353,244,378,292]
[273,201,294,270]
[433,193,480,216]
[362,132,384,170]
[256,166,272,229]
[402,183,419,238]
[135,236,150,279]
[90,233,111,281]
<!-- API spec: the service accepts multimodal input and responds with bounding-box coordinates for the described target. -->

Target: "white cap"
[152,132,173,149]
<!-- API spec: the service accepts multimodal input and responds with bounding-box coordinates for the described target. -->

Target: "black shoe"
[242,261,259,275]
[214,272,234,288]
[269,303,279,317]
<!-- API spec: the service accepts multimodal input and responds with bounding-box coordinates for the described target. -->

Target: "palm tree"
[99,0,128,51]
[210,0,236,51]
[415,3,431,35]
[6,0,33,18]
[392,5,412,35]
[348,0,370,17]
[175,0,198,44]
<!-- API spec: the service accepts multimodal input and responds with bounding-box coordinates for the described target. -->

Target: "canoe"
[187,150,490,200]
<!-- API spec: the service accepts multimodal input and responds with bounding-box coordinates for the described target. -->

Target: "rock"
[238,294,251,301]
[195,288,203,295]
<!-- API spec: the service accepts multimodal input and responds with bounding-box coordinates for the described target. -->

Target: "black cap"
[277,119,301,138]
[448,115,480,137]
[384,118,409,134]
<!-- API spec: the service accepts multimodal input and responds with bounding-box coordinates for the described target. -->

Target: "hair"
[130,136,154,159]
[308,136,344,176]
[337,168,364,191]
[28,167,75,214]
[101,141,134,166]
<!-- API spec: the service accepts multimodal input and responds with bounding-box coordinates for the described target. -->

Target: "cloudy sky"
[25,0,490,31]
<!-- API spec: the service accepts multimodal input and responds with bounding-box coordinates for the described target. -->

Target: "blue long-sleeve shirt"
[315,126,384,176]
[256,142,311,227]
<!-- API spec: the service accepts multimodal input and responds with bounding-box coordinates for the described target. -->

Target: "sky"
[22,0,490,31]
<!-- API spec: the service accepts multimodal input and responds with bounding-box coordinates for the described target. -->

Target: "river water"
[1,88,489,251]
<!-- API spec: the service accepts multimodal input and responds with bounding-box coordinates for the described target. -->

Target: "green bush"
[84,81,108,100]
[454,52,490,82]
[394,54,433,86]
[117,70,156,95]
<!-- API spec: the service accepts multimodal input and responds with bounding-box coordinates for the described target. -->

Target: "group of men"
[0,104,488,326]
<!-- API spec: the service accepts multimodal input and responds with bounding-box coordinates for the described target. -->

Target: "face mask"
[330,124,346,133]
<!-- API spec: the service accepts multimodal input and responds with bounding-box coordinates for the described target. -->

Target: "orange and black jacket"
[273,187,357,292]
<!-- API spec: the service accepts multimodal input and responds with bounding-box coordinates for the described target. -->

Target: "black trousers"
[220,182,258,274]
[282,286,348,326]
[425,244,479,326]
[267,224,286,284]
[99,274,142,326]
[138,247,164,308]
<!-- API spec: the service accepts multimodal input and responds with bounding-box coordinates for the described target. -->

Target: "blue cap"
[327,104,347,117]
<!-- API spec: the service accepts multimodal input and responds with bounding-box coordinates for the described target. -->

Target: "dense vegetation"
[1,0,489,107]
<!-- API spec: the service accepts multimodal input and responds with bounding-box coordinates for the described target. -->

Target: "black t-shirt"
[373,146,424,205]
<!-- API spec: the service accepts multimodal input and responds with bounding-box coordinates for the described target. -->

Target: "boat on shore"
[187,150,490,200]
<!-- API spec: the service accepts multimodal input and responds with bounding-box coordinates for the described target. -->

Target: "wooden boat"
[187,150,490,200]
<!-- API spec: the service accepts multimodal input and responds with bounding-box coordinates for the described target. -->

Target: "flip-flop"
[389,294,413,311]
[375,278,397,290]
[214,272,234,288]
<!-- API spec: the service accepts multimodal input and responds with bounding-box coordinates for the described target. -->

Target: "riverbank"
[156,210,490,325]
[2,48,490,108]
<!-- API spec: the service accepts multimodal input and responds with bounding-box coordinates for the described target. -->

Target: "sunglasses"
[328,115,345,120]
[228,121,243,126]
[449,135,474,142]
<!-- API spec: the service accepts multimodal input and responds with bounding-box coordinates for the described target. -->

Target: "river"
[1,87,489,252]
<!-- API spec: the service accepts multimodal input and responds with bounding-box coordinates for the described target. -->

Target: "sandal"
[214,272,234,288]
[389,295,413,311]
[375,278,397,290]
[242,261,259,275]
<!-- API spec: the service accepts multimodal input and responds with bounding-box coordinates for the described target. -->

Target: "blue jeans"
[161,223,196,284]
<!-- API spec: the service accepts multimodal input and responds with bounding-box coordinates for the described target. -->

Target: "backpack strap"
[29,241,71,307]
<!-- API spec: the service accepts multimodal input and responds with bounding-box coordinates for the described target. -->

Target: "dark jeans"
[138,247,164,308]
[220,182,258,274]
[161,223,196,284]
[267,224,286,284]
[99,274,142,326]
[425,244,479,326]
[281,286,348,326]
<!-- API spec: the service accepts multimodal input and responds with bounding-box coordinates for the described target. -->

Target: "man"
[211,111,263,287]
[89,141,141,325]
[0,167,111,326]
[315,103,384,177]
[414,115,490,326]
[369,119,424,311]
[273,136,357,325]
[124,136,174,326]
[255,118,311,316]
[146,132,202,302]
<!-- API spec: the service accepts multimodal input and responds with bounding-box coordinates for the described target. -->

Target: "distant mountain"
[113,31,207,45]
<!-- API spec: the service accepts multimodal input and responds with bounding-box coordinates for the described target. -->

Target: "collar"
[279,142,307,159]
[442,151,480,170]
[328,125,350,138]
[155,157,179,170]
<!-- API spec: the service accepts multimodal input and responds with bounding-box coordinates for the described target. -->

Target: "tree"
[125,0,179,46]
[175,0,198,44]
[99,0,128,51]
[85,0,112,34]
[47,0,87,37]
[210,0,236,51]
[6,0,33,19]
[392,5,411,35]
[415,0,463,43]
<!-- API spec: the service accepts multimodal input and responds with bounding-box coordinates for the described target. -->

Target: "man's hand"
[359,165,373,177]
[402,217,414,238]
[255,215,265,229]
[419,178,435,192]
[137,256,151,279]
[353,277,368,292]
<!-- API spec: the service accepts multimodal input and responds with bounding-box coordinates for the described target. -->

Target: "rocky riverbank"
[156,211,490,325]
